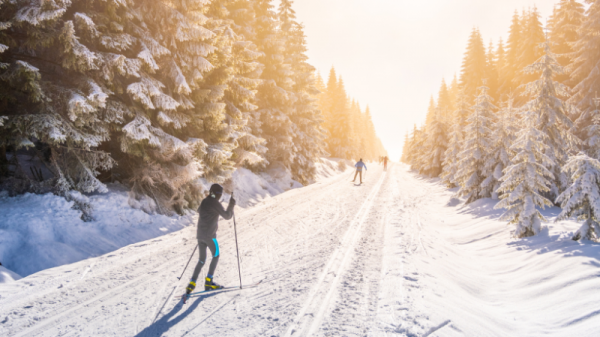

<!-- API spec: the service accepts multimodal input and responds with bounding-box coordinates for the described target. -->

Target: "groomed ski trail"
[2,163,600,336]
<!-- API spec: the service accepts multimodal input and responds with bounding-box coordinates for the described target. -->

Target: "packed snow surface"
[1,164,599,336]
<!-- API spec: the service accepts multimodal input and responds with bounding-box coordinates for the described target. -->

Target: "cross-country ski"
[180,280,264,303]
[2,0,600,336]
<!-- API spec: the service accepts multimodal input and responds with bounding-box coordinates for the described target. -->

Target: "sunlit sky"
[284,0,559,161]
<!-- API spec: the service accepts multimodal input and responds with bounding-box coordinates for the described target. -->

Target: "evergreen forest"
[401,0,600,240]
[0,0,387,215]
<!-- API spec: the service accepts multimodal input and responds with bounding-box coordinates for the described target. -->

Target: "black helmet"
[209,184,224,197]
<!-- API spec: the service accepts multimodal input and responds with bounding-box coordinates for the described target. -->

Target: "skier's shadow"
[134,290,230,337]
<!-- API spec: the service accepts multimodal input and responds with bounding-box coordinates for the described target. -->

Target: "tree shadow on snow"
[134,290,231,337]
[455,198,505,219]
[507,226,600,264]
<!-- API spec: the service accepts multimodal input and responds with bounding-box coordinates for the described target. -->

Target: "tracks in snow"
[284,170,387,336]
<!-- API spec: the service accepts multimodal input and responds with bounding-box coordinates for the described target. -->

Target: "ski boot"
[186,280,196,295]
[205,276,224,291]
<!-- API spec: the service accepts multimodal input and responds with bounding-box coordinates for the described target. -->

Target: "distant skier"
[186,184,236,295]
[383,156,389,171]
[353,159,367,184]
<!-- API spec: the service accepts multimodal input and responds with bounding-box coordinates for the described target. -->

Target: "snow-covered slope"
[0,158,350,278]
[0,163,598,336]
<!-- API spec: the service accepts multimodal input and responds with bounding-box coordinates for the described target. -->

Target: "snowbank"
[0,266,21,284]
[0,187,192,278]
[0,158,349,278]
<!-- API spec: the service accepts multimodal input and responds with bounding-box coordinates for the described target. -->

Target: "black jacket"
[197,196,235,241]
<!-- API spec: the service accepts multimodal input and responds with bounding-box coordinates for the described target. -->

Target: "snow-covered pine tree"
[409,126,427,172]
[460,28,487,101]
[499,11,523,95]
[364,105,384,160]
[481,94,517,199]
[570,1,600,142]
[522,38,577,199]
[278,3,326,183]
[437,79,453,121]
[549,0,584,85]
[121,0,220,213]
[555,152,600,241]
[208,0,268,170]
[495,110,555,238]
[401,131,410,164]
[454,84,494,203]
[486,40,500,102]
[252,0,297,165]
[516,7,546,92]
[327,76,353,159]
[448,74,459,113]
[0,0,13,176]
[495,39,507,98]
[441,89,470,187]
[421,107,448,177]
[0,0,131,197]
[425,96,436,125]
[584,94,600,158]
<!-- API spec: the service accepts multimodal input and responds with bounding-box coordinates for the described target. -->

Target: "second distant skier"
[353,158,367,184]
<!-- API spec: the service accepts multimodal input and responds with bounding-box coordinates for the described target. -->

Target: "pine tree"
[454,84,494,203]
[495,110,555,238]
[549,0,584,85]
[516,7,546,91]
[481,95,517,199]
[500,11,523,95]
[253,0,297,166]
[0,0,135,197]
[486,40,500,101]
[409,126,427,172]
[522,39,577,198]
[441,89,470,187]
[216,0,269,169]
[584,94,600,158]
[425,95,437,125]
[437,79,453,121]
[278,1,326,182]
[448,74,460,113]
[556,152,600,241]
[495,39,507,99]
[421,107,448,177]
[327,76,353,159]
[460,28,488,101]
[570,0,600,117]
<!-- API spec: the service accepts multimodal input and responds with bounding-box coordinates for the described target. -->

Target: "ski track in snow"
[2,164,600,336]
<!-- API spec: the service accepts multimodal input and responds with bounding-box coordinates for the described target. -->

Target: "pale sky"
[285,0,559,161]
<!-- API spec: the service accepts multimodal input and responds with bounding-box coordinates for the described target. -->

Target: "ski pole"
[232,192,243,289]
[178,244,198,280]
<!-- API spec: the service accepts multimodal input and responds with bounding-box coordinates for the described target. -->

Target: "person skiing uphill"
[353,158,367,184]
[186,184,236,295]
[383,156,388,171]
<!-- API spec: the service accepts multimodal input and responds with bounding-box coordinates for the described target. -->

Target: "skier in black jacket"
[186,184,236,294]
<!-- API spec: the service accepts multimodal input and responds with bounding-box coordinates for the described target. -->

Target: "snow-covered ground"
[0,158,350,280]
[1,163,599,336]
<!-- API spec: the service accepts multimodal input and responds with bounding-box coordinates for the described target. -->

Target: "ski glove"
[229,197,236,206]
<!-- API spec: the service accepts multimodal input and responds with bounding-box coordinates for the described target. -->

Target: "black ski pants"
[191,238,220,281]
